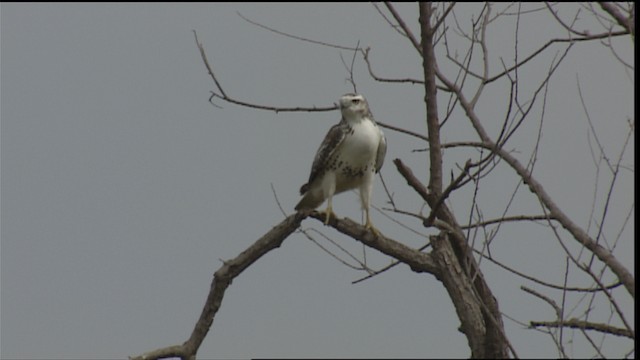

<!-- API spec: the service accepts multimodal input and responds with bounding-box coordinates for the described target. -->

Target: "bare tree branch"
[461,214,556,229]
[483,30,629,84]
[131,212,307,360]
[371,2,409,39]
[193,30,337,113]
[378,119,430,143]
[433,2,456,32]
[420,3,444,196]
[363,48,426,85]
[385,2,422,55]
[530,318,634,339]
[237,12,358,51]
[393,158,431,203]
[424,160,472,227]
[308,211,438,275]
[577,262,635,339]
[351,242,431,285]
[302,228,375,273]
[599,2,635,37]
[483,255,623,293]
[545,2,591,37]
[434,55,636,300]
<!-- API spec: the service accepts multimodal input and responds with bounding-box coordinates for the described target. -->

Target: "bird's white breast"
[341,118,380,165]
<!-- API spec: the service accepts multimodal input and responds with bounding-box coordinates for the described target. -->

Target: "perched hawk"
[295,93,387,235]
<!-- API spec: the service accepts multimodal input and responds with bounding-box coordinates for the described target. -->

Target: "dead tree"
[132,3,634,359]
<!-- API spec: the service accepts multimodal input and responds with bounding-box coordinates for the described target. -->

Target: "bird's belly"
[330,125,379,193]
[333,172,363,193]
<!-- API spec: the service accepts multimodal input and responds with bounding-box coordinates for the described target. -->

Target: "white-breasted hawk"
[295,93,387,235]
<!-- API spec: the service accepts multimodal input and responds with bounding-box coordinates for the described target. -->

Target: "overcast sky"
[1,3,634,359]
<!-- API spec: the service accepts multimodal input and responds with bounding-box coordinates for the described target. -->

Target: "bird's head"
[339,93,369,120]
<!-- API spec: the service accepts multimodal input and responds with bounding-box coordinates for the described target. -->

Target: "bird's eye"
[352,99,360,104]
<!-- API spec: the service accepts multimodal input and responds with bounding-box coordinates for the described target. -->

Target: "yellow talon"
[365,219,382,238]
[323,206,336,225]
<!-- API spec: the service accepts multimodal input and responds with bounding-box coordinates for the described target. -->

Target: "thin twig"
[424,160,472,227]
[352,241,431,284]
[521,286,561,318]
[530,318,634,339]
[480,30,629,84]
[475,240,623,293]
[460,215,556,229]
[193,30,338,113]
[237,12,358,51]
[433,2,456,31]
[340,40,361,93]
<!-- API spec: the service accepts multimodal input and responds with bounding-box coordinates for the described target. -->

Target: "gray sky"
[1,3,634,359]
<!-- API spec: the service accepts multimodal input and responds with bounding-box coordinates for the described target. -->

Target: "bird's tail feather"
[295,191,324,211]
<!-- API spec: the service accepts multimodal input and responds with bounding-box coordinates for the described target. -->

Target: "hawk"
[295,93,387,235]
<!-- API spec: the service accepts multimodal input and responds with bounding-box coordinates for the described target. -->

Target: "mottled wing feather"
[299,121,348,195]
[375,129,387,173]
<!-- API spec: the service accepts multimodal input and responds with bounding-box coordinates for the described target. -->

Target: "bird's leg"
[364,206,382,238]
[321,174,337,225]
[323,196,335,225]
[360,179,382,237]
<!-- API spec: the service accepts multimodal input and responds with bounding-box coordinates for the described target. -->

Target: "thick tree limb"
[430,233,487,357]
[308,211,438,275]
[420,3,443,196]
[131,212,307,360]
[599,2,635,38]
